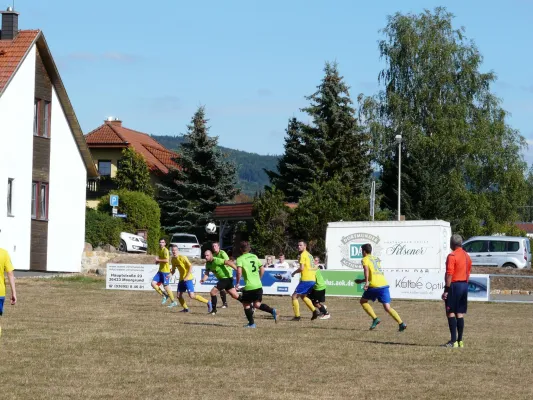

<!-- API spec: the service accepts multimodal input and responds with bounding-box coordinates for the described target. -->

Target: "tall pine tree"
[266,62,372,201]
[157,106,238,235]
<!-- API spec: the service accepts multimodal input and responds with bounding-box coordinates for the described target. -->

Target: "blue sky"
[16,0,533,161]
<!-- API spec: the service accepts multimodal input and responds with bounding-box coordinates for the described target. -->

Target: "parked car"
[463,236,531,269]
[119,232,147,253]
[170,233,201,258]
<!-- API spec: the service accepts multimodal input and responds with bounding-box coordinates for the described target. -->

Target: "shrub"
[85,208,124,248]
[98,190,161,254]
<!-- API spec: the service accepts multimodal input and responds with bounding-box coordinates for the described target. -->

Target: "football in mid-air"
[205,222,217,234]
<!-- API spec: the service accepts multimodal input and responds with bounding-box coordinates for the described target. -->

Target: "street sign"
[114,214,127,218]
[110,195,119,207]
[112,207,118,215]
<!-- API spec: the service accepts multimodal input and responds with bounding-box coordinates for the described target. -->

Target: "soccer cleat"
[458,340,464,348]
[319,313,331,320]
[179,308,190,313]
[222,303,228,309]
[207,301,213,313]
[167,301,178,308]
[311,309,320,320]
[399,322,407,332]
[272,308,278,323]
[442,341,459,348]
[161,295,168,305]
[291,316,301,322]
[244,323,256,328]
[209,310,217,316]
[370,318,381,330]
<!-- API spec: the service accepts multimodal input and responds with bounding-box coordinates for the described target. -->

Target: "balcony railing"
[86,177,118,199]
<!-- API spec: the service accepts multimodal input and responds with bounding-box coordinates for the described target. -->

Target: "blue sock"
[448,317,457,342]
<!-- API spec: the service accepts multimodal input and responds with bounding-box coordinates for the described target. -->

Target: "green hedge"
[85,208,124,248]
[98,190,161,254]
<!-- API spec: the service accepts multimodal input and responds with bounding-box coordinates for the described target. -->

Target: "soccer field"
[1,277,532,400]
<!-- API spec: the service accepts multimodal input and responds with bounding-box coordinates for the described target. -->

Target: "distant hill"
[151,135,279,197]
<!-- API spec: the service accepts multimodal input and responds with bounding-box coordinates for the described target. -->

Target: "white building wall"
[46,87,87,272]
[0,46,36,270]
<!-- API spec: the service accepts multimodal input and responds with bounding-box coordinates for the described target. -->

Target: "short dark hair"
[212,241,220,246]
[159,238,166,242]
[362,243,372,255]
[278,253,285,257]
[171,244,178,249]
[298,239,307,245]
[240,241,251,253]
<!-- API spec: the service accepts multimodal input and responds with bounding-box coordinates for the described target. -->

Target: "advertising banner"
[106,264,490,302]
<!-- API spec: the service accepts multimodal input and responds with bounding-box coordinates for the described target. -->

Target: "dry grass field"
[1,276,532,400]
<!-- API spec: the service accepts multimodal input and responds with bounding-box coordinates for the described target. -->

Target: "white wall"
[46,87,87,272]
[0,46,36,270]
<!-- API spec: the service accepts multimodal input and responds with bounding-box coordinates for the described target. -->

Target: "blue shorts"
[445,281,468,314]
[152,272,170,286]
[0,297,4,316]
[294,281,316,295]
[177,280,195,293]
[362,286,391,304]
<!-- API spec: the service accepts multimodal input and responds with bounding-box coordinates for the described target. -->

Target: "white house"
[0,8,97,272]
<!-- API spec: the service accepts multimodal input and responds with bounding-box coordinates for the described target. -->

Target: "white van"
[463,236,531,269]
[325,220,451,271]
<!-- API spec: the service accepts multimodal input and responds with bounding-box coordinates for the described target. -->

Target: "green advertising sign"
[321,270,365,296]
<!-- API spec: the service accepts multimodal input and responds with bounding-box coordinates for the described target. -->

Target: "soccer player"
[212,241,229,308]
[310,268,330,320]
[441,234,472,348]
[235,241,278,328]
[201,250,241,315]
[151,238,176,306]
[170,245,212,313]
[290,240,320,321]
[0,247,17,338]
[356,244,407,331]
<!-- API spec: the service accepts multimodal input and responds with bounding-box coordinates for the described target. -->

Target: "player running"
[201,250,241,315]
[169,245,212,313]
[291,239,321,321]
[310,268,330,320]
[0,247,17,338]
[356,244,407,331]
[235,241,278,328]
[151,238,176,306]
[212,241,229,309]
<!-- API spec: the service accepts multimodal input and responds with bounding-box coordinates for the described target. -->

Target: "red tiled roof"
[213,202,298,220]
[0,30,40,92]
[85,121,179,174]
[516,223,533,233]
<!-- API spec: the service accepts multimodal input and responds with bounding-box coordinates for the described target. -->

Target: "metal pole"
[398,141,401,221]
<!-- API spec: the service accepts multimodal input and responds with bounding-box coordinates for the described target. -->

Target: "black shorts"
[216,278,234,291]
[309,289,326,303]
[241,288,263,303]
[445,281,468,314]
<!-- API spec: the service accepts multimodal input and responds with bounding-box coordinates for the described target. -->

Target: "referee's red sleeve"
[446,254,455,276]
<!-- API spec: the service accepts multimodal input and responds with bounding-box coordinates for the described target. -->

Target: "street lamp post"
[395,134,402,221]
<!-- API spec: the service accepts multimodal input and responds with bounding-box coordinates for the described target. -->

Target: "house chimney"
[105,116,122,128]
[1,7,19,41]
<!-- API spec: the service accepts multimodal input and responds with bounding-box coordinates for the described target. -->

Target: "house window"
[33,99,40,136]
[7,178,14,216]
[98,160,112,177]
[43,101,51,138]
[31,181,49,220]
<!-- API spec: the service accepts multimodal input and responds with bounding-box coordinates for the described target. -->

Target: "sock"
[448,317,457,343]
[245,307,254,325]
[166,289,175,302]
[154,286,164,296]
[388,307,402,324]
[194,295,208,304]
[457,318,464,341]
[211,295,217,311]
[220,290,227,304]
[178,297,187,309]
[237,294,243,303]
[362,303,377,319]
[319,305,327,314]
[292,299,300,317]
[302,297,316,312]
[259,303,274,314]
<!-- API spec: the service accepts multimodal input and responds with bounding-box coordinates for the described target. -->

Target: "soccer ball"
[205,222,217,234]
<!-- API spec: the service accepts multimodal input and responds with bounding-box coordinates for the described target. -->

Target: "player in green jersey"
[309,268,330,320]
[235,241,278,328]
[201,250,240,315]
